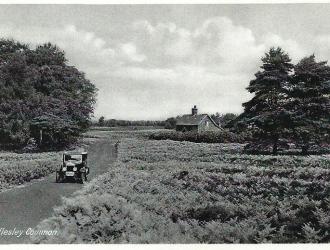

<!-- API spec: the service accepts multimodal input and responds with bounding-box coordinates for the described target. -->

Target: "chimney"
[192,105,198,115]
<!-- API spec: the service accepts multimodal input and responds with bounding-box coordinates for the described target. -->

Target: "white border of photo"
[3,243,330,250]
[0,1,329,250]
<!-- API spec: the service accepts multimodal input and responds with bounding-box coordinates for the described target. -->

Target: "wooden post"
[39,129,43,145]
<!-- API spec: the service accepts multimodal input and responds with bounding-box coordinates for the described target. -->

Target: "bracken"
[31,136,330,243]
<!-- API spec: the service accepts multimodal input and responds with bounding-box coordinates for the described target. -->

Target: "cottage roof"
[176,114,220,128]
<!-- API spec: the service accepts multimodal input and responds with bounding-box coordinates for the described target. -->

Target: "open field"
[31,132,330,243]
[83,128,166,141]
[90,126,164,131]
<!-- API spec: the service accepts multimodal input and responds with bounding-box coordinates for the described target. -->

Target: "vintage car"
[56,151,89,183]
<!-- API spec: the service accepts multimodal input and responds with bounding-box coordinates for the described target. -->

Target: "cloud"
[119,42,146,62]
[1,17,329,120]
[129,17,265,74]
[312,35,330,62]
[99,17,266,119]
[261,33,306,63]
[107,64,252,119]
[0,24,117,74]
[193,17,264,71]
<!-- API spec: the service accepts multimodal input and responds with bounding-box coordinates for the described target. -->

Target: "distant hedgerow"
[149,130,246,143]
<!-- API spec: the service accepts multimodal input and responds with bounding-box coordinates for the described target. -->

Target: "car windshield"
[65,154,82,161]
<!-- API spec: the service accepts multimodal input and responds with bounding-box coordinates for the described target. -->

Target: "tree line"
[237,47,330,155]
[97,116,165,127]
[0,39,97,150]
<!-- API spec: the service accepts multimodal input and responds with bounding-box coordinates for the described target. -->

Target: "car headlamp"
[73,167,77,171]
[62,167,67,171]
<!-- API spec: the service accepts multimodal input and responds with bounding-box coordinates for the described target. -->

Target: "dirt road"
[0,138,115,244]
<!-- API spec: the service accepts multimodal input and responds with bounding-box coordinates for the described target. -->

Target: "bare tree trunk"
[301,144,309,155]
[272,136,279,155]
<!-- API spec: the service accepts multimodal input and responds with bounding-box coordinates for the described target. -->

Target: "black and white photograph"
[0,1,330,246]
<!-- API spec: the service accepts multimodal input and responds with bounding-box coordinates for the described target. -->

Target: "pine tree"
[240,47,294,154]
[289,55,330,154]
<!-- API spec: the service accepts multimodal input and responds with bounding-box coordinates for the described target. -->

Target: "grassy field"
[84,128,167,142]
[31,131,330,243]
[90,126,164,131]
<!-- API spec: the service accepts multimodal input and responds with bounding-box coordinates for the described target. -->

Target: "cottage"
[176,106,221,133]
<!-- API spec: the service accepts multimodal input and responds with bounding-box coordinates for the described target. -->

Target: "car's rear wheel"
[80,173,86,184]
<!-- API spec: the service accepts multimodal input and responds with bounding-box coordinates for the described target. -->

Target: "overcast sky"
[1,4,330,120]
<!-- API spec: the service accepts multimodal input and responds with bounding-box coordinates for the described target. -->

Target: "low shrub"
[31,138,330,243]
[244,141,330,155]
[0,152,60,191]
[149,130,245,143]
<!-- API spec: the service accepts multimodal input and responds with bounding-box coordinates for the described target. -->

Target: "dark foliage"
[0,39,97,149]
[211,112,238,127]
[149,130,245,143]
[164,117,177,129]
[287,55,330,154]
[95,118,165,127]
[239,47,294,155]
[237,48,330,155]
[98,116,105,127]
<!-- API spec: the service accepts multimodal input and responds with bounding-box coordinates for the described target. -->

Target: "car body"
[56,151,89,183]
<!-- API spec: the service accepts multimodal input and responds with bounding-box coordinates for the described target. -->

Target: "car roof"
[63,151,87,155]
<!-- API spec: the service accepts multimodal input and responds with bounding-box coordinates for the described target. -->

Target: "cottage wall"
[176,125,198,132]
[198,116,220,132]
[176,117,219,133]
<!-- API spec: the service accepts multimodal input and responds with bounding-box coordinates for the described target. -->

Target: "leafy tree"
[239,47,294,154]
[26,42,66,66]
[211,113,238,127]
[288,55,330,154]
[30,114,79,147]
[210,112,221,126]
[98,116,105,127]
[164,117,176,129]
[0,41,32,147]
[220,113,237,126]
[0,39,97,149]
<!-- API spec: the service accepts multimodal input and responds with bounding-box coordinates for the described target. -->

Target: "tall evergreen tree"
[240,47,294,154]
[289,55,330,154]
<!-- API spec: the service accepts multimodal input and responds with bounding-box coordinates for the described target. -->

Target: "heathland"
[31,129,330,243]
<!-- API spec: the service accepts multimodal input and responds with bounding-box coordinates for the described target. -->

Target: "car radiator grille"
[66,166,74,171]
